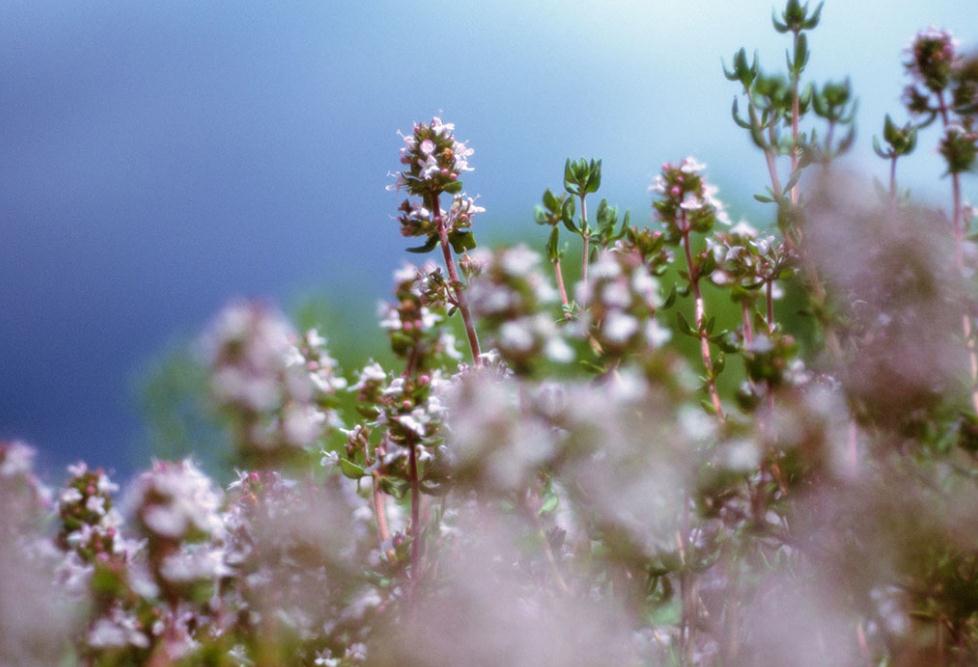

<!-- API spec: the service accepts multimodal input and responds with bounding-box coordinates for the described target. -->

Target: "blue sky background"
[2,0,977,477]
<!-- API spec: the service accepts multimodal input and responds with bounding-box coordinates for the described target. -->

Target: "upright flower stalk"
[653,158,731,420]
[903,28,978,413]
[391,117,483,366]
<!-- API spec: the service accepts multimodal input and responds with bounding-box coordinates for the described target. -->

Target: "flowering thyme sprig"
[575,248,669,363]
[895,28,978,414]
[389,117,483,366]
[125,459,226,661]
[57,461,122,562]
[467,245,573,375]
[653,158,729,419]
[201,301,342,467]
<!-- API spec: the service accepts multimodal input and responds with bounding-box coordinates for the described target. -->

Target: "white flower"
[680,156,706,174]
[500,244,541,277]
[85,495,107,516]
[603,312,639,344]
[0,441,35,477]
[646,319,672,347]
[730,219,758,237]
[544,336,574,363]
[679,192,704,211]
[500,319,536,353]
[60,487,83,506]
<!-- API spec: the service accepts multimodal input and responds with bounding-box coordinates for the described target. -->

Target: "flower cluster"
[378,262,460,364]
[575,248,670,358]
[126,459,225,605]
[651,158,731,241]
[388,116,473,198]
[202,301,341,464]
[57,462,123,564]
[467,245,572,373]
[905,27,958,93]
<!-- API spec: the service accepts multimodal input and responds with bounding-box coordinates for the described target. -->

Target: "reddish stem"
[431,195,482,366]
[553,259,569,307]
[741,301,754,344]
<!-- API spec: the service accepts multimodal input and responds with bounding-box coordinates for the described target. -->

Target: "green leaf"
[339,458,366,480]
[585,159,602,193]
[449,229,477,253]
[546,226,560,262]
[543,188,558,211]
[380,477,407,499]
[406,235,439,254]
[662,284,678,309]
[539,493,559,515]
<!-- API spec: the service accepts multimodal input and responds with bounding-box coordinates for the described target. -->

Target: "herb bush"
[4,3,978,665]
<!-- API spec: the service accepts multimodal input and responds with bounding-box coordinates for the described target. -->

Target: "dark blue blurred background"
[1,1,975,477]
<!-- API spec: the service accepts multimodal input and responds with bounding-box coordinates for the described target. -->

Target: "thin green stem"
[579,194,590,286]
[680,219,725,421]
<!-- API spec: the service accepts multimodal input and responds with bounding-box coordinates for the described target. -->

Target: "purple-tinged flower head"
[125,459,226,605]
[378,262,461,364]
[939,123,978,174]
[57,461,124,563]
[380,369,451,450]
[202,300,338,463]
[443,193,484,237]
[396,194,485,241]
[388,118,482,255]
[575,249,669,358]
[707,221,791,292]
[388,116,473,199]
[202,300,297,413]
[652,158,730,243]
[468,245,572,374]
[905,27,959,93]
[291,327,347,435]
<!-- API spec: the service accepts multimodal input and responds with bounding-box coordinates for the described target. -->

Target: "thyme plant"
[3,3,978,665]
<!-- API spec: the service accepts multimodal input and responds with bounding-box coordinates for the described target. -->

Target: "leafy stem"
[431,193,482,366]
